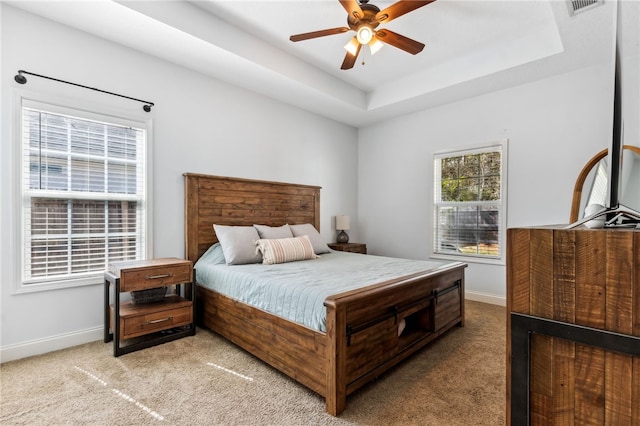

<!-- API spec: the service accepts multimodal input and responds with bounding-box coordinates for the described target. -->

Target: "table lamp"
[336,215,350,243]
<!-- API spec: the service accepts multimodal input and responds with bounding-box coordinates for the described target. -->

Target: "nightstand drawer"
[328,243,367,254]
[116,298,193,340]
[114,260,192,292]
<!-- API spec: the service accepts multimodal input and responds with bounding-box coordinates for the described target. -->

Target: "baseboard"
[0,326,103,363]
[465,290,506,307]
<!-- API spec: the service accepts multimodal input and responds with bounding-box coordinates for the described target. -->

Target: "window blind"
[22,105,147,285]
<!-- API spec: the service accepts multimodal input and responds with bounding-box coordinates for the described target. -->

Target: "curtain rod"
[14,70,154,112]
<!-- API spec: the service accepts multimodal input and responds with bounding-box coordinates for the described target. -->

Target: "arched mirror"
[570,145,640,223]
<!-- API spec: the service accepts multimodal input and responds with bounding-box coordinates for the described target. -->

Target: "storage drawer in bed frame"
[344,278,463,383]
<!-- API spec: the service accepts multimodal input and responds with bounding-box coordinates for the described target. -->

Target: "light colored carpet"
[0,300,505,425]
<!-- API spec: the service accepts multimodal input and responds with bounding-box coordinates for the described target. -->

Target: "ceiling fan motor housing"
[347,2,382,31]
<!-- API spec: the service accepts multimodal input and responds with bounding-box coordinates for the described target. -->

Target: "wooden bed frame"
[184,173,467,415]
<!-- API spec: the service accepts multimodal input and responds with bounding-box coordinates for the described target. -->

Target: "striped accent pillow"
[255,235,319,265]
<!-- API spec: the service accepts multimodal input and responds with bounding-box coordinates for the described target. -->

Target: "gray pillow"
[253,224,294,239]
[289,223,330,254]
[213,224,262,265]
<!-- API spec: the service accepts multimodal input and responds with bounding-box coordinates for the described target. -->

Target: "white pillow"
[289,223,330,254]
[253,224,294,239]
[255,235,319,265]
[213,224,262,265]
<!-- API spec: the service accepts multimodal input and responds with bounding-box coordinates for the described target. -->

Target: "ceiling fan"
[289,0,436,70]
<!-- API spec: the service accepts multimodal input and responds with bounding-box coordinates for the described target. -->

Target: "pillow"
[213,224,262,265]
[255,235,319,265]
[253,224,294,239]
[289,223,331,254]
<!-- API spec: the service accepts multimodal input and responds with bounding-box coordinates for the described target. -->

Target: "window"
[433,140,507,263]
[19,100,150,289]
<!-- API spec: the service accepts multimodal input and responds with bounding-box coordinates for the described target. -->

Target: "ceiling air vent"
[568,0,604,16]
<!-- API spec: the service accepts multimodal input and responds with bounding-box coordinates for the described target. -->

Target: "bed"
[184,173,467,415]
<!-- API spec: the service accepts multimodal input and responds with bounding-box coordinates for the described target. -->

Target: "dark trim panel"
[510,313,640,426]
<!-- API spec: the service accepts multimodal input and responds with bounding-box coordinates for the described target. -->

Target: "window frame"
[12,93,153,294]
[431,139,508,265]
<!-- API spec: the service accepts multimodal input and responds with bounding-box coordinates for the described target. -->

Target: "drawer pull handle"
[146,316,173,325]
[146,273,172,280]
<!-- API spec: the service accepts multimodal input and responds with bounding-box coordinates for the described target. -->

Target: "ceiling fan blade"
[375,29,425,54]
[339,0,364,21]
[290,27,350,42]
[376,0,436,24]
[341,43,361,70]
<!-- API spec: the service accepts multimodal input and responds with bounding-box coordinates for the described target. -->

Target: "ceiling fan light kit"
[290,0,435,70]
[345,33,382,57]
[356,25,374,44]
[344,37,359,56]
[368,37,384,55]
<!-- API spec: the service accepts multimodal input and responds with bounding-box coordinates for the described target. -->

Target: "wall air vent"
[567,0,604,16]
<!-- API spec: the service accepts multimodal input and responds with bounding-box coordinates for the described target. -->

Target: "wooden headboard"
[184,173,321,264]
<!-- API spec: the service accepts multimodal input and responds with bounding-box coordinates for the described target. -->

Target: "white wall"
[0,5,358,361]
[358,56,639,304]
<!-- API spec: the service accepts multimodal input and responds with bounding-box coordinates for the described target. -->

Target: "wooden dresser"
[506,227,640,425]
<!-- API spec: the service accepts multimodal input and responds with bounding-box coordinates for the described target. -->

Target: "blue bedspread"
[195,244,450,332]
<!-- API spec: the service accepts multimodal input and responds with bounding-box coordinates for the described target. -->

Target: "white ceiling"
[8,0,629,127]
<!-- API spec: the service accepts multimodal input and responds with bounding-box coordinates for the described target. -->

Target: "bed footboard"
[324,262,466,415]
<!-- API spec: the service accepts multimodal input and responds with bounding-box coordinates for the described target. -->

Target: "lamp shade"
[336,215,350,231]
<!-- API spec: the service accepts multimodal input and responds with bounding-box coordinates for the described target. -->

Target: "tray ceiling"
[8,0,632,127]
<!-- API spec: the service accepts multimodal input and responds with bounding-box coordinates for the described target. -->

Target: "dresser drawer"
[116,260,192,292]
[114,298,193,340]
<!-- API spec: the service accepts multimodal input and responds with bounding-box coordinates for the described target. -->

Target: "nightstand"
[104,258,195,357]
[328,242,367,254]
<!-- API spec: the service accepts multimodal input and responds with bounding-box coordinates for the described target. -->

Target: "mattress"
[195,243,449,332]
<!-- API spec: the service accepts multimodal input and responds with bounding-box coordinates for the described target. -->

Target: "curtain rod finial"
[14,72,27,84]
[143,104,152,112]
